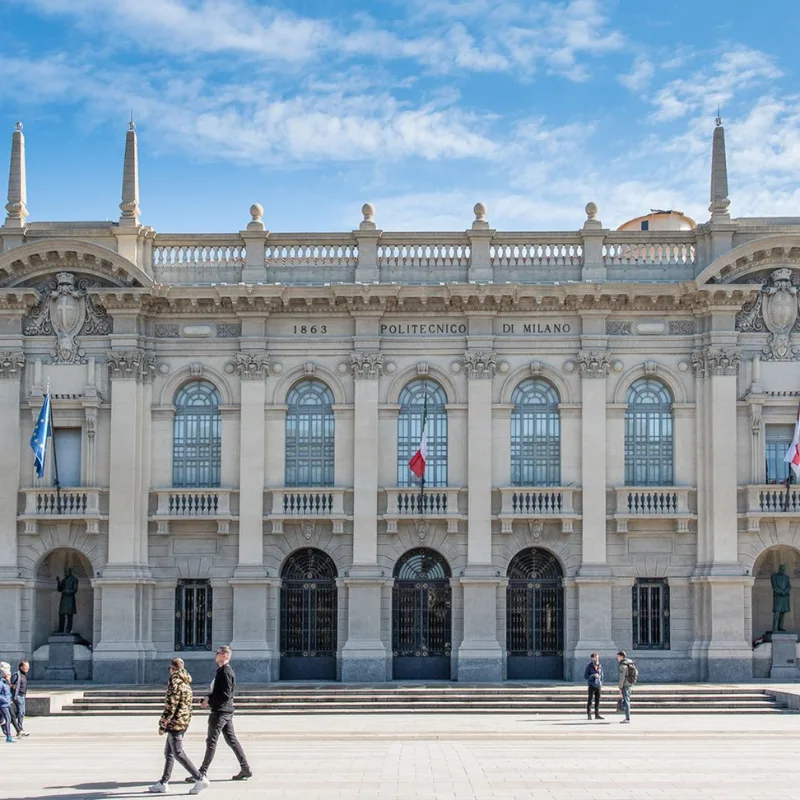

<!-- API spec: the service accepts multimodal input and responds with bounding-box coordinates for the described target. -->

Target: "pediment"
[0,238,153,289]
[696,234,800,286]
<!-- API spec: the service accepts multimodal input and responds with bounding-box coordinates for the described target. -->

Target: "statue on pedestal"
[771,564,792,633]
[56,567,79,634]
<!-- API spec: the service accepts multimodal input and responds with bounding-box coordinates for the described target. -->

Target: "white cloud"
[618,58,655,93]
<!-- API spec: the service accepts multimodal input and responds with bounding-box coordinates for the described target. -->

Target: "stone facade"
[2,120,800,684]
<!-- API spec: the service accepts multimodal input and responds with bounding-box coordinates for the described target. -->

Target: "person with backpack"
[616,650,638,723]
[583,653,604,720]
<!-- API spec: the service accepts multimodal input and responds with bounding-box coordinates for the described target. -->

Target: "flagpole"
[420,386,427,517]
[47,381,62,514]
[785,398,800,512]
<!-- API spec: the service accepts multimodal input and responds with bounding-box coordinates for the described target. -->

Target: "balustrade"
[269,488,348,534]
[383,487,462,533]
[497,487,577,533]
[152,489,235,535]
[613,487,694,533]
[21,487,105,535]
[742,485,800,532]
[602,233,696,266]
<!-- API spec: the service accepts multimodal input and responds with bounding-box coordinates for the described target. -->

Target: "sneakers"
[19,731,30,737]
[232,767,253,781]
[5,736,16,743]
[620,718,631,724]
[148,782,168,793]
[595,715,605,720]
[189,776,210,795]
[185,774,206,784]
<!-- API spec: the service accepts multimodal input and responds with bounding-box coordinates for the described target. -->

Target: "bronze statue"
[771,564,792,633]
[56,566,79,634]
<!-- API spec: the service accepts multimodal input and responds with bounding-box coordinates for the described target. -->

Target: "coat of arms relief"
[23,272,112,364]
[736,268,800,361]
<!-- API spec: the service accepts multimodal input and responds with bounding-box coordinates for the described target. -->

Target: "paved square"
[4,711,798,800]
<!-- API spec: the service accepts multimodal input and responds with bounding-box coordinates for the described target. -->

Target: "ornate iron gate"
[280,548,337,680]
[392,548,452,680]
[506,547,564,679]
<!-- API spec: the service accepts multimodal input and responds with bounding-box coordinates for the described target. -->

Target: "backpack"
[625,660,639,685]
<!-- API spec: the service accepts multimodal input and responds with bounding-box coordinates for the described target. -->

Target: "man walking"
[149,658,209,795]
[583,653,604,720]
[616,650,638,724]
[0,663,15,743]
[10,660,30,738]
[192,646,252,782]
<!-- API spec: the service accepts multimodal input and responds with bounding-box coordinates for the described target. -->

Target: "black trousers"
[587,685,601,716]
[160,731,202,783]
[200,711,249,774]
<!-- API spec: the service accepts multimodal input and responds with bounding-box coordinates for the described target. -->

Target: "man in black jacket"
[195,646,252,782]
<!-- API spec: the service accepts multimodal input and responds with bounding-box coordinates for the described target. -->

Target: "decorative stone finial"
[119,121,140,226]
[4,121,28,227]
[582,201,601,230]
[250,203,263,222]
[585,201,598,220]
[474,202,487,221]
[359,202,376,231]
[709,117,730,219]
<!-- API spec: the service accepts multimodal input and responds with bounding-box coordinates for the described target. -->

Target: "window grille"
[625,378,673,486]
[397,380,448,487]
[632,579,670,650]
[510,379,560,486]
[172,381,222,488]
[285,380,335,487]
[175,580,213,651]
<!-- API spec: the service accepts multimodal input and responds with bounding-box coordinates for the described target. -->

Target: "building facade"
[1,120,799,684]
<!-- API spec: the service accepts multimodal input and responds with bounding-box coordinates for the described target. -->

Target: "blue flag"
[30,392,52,478]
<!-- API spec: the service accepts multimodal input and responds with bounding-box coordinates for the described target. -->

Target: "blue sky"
[0,0,797,233]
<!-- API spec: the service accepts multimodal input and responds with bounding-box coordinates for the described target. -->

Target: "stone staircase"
[59,684,789,716]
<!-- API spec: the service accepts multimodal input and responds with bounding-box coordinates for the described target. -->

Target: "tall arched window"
[173,380,222,487]
[511,378,560,486]
[625,378,673,486]
[285,380,335,487]
[397,380,448,487]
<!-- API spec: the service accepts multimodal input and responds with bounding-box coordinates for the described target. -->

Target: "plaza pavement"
[3,710,799,800]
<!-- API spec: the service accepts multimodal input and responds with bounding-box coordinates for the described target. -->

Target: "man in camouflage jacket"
[149,658,209,794]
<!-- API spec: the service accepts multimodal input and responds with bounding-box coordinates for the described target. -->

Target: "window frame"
[174,579,213,652]
[510,378,561,487]
[765,425,794,485]
[632,578,670,651]
[285,380,335,488]
[624,378,674,487]
[172,380,222,489]
[396,380,448,488]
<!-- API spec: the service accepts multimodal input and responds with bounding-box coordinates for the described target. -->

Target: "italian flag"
[785,403,800,479]
[408,399,428,481]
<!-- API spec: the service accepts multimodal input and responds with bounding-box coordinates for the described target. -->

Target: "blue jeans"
[12,696,25,733]
[621,685,632,720]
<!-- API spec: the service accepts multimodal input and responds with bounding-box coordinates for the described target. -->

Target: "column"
[691,346,751,681]
[571,349,617,677]
[93,348,155,683]
[457,349,504,682]
[229,351,275,681]
[341,349,390,681]
[0,352,25,660]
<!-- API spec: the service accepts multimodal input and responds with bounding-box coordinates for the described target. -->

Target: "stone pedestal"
[770,632,799,681]
[45,633,81,681]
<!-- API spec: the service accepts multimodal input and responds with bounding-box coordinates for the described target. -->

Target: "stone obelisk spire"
[4,122,28,228]
[119,120,140,227]
[708,114,730,220]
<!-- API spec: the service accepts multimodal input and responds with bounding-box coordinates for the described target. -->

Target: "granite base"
[341,657,390,683]
[456,657,504,683]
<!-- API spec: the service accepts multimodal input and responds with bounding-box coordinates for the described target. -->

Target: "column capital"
[691,346,741,377]
[0,350,25,380]
[577,350,611,379]
[236,351,270,381]
[106,348,155,382]
[350,351,383,380]
[462,350,496,380]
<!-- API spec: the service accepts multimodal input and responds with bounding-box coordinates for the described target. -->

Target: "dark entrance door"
[506,548,564,679]
[280,548,337,680]
[392,548,452,680]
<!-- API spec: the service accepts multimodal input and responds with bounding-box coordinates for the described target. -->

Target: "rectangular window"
[175,580,213,651]
[53,428,82,487]
[632,579,670,650]
[641,220,649,231]
[766,425,794,484]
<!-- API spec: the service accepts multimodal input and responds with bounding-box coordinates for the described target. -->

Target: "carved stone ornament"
[606,320,632,336]
[736,268,800,361]
[462,350,497,379]
[154,324,180,338]
[527,519,543,541]
[23,272,112,364]
[576,350,612,379]
[236,351,270,381]
[692,347,741,377]
[216,323,242,338]
[668,320,696,336]
[0,351,25,380]
[350,351,383,380]
[414,519,429,541]
[301,520,315,541]
[106,349,156,382]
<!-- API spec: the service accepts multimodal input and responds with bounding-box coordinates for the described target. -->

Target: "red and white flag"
[785,403,800,479]
[408,399,428,481]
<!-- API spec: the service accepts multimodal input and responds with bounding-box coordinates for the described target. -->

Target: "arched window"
[397,380,448,487]
[625,378,673,486]
[510,378,560,486]
[173,380,222,488]
[285,380,335,487]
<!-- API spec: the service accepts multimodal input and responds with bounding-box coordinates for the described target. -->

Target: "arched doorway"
[751,545,800,640]
[279,548,338,680]
[392,548,452,680]
[33,548,94,651]
[506,547,564,679]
